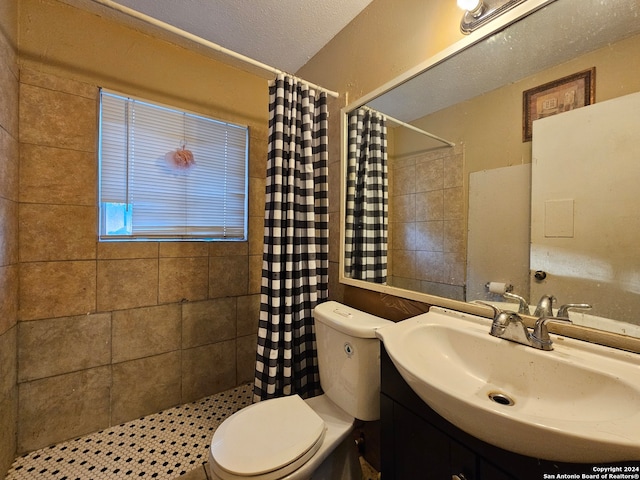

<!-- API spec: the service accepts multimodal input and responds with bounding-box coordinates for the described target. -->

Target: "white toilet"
[207,301,393,480]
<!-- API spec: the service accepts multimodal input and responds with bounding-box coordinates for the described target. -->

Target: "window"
[98,89,248,241]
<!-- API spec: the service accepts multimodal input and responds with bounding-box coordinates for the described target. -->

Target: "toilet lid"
[210,394,326,476]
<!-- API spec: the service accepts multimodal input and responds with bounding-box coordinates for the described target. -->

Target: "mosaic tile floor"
[6,384,253,480]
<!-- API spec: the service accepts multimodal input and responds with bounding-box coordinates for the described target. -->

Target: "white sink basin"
[376,307,640,463]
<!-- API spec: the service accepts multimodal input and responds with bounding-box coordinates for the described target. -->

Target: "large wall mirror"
[340,0,640,341]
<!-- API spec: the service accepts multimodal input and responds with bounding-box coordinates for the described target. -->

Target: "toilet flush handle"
[333,307,353,318]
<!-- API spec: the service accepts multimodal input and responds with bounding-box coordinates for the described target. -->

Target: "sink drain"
[488,392,515,406]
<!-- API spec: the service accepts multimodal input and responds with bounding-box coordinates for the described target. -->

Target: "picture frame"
[522,67,595,142]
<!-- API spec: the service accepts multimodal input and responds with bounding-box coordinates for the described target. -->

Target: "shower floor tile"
[6,384,253,480]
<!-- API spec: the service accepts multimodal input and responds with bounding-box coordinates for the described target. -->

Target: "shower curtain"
[344,108,388,283]
[254,74,329,402]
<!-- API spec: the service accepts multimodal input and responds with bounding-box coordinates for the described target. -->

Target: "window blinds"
[99,90,248,241]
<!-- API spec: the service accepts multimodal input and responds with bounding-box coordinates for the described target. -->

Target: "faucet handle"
[503,292,530,314]
[532,316,572,350]
[472,300,499,317]
[473,301,510,333]
[474,301,525,338]
[557,303,592,318]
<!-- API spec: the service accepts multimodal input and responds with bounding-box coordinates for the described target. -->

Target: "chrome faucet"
[477,302,571,350]
[533,294,556,317]
[489,309,532,346]
[477,302,533,347]
[531,316,573,350]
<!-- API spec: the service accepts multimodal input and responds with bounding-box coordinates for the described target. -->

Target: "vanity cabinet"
[380,346,639,480]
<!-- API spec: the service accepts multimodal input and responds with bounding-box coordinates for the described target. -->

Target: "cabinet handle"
[452,475,467,480]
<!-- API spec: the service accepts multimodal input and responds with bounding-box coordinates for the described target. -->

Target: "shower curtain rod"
[363,106,455,147]
[91,0,340,99]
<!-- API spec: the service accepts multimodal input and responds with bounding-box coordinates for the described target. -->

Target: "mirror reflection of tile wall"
[389,144,465,300]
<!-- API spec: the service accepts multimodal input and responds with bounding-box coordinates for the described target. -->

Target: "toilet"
[207,301,393,480]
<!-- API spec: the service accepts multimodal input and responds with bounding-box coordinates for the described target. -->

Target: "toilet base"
[306,433,361,480]
[206,434,360,480]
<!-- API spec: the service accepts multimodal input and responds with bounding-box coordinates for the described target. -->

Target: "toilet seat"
[210,395,327,480]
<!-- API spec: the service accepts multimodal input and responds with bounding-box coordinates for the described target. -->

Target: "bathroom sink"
[376,307,640,463]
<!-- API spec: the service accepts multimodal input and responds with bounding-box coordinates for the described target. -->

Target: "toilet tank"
[313,301,393,421]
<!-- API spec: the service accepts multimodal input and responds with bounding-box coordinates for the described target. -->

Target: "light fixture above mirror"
[458,0,528,34]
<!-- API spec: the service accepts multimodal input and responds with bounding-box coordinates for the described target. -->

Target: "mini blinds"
[99,90,248,241]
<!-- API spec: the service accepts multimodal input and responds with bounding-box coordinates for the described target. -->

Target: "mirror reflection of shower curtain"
[345,108,388,283]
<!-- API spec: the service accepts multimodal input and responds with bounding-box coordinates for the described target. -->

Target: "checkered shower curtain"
[253,74,329,402]
[344,108,388,283]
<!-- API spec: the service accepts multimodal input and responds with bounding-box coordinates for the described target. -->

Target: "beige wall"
[0,0,19,475]
[297,0,464,102]
[11,0,269,455]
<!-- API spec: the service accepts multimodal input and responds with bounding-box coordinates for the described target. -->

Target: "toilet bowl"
[208,301,393,480]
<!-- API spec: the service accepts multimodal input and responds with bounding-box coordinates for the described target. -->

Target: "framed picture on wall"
[522,67,596,142]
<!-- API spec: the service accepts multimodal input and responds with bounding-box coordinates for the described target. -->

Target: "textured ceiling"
[107,0,374,74]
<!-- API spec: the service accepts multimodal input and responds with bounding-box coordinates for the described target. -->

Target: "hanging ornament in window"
[165,144,196,171]
[165,112,196,171]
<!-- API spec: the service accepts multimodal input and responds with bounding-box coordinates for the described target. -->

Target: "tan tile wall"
[16,68,264,453]
[0,0,19,474]
[389,144,466,300]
